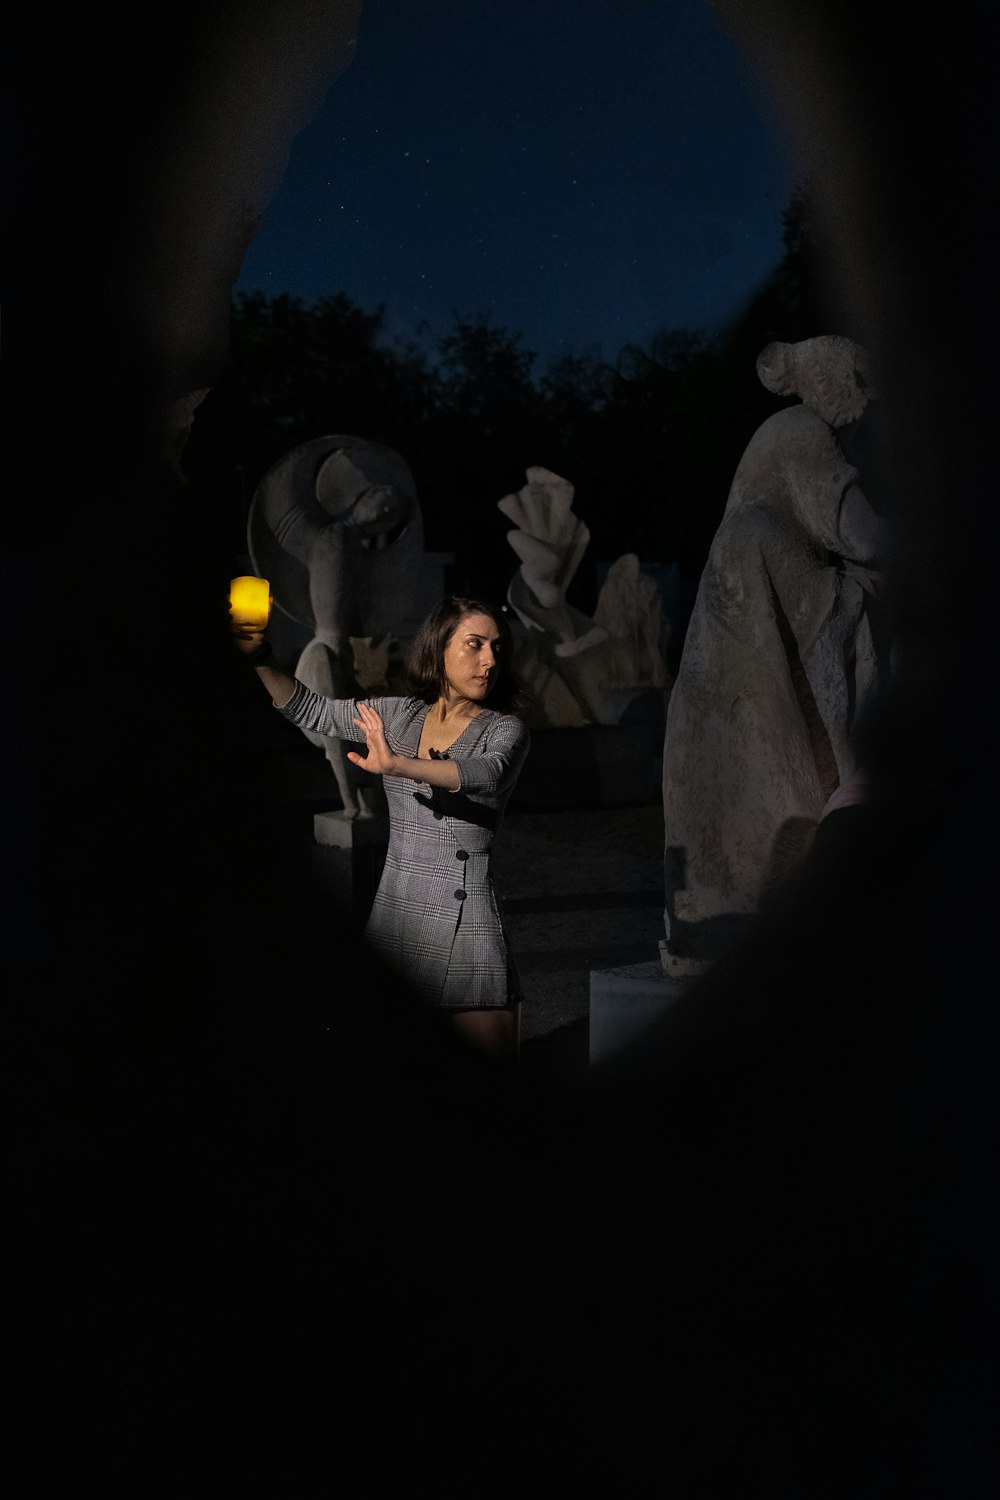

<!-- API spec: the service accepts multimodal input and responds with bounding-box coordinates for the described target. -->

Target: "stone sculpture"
[592,553,670,713]
[498,467,670,727]
[248,434,424,817]
[660,335,889,976]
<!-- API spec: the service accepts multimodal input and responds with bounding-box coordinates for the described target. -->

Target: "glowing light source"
[229,575,271,635]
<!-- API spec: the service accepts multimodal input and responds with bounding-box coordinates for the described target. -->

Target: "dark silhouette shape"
[6,2,998,1494]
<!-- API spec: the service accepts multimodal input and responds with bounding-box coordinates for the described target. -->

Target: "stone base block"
[658,937,713,981]
[313,809,390,849]
[589,958,688,1066]
[311,812,389,924]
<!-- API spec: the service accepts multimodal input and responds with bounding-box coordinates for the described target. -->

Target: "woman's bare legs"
[447,1003,520,1062]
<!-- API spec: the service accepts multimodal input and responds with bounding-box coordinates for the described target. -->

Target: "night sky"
[236,0,797,370]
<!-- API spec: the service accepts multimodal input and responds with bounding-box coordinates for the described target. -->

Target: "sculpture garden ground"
[496,800,666,1075]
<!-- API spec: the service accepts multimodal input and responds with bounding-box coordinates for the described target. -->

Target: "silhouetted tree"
[596,176,842,583]
[182,178,832,600]
[182,290,437,555]
[436,315,538,424]
[416,316,547,597]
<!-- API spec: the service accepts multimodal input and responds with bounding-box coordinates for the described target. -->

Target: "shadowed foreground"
[6,2,999,1493]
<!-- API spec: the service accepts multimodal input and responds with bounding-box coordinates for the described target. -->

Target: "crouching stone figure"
[661,335,890,976]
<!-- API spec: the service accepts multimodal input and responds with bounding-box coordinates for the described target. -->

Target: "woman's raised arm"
[233,632,297,709]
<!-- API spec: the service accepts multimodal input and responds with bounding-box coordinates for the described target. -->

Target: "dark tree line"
[183,180,837,615]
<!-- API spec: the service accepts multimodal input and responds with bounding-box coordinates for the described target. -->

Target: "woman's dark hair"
[404,595,530,716]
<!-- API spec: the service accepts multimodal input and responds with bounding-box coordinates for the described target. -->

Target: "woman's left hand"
[347,701,397,776]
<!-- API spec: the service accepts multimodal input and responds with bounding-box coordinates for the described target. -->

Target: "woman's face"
[442,611,502,704]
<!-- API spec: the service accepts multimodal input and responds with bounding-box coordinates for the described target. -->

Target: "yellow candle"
[229,575,271,634]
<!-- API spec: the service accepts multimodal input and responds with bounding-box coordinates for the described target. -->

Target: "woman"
[236,596,531,1060]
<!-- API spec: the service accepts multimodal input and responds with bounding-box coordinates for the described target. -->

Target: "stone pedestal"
[658,936,713,981]
[589,955,689,1066]
[310,810,389,924]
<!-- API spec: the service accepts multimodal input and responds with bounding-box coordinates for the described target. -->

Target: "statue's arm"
[795,416,882,562]
[837,482,883,564]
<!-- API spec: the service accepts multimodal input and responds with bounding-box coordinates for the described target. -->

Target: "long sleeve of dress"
[449,716,531,797]
[277,681,530,796]
[276,680,366,741]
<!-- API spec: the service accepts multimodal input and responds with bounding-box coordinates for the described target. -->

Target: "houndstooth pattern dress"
[279,684,531,1007]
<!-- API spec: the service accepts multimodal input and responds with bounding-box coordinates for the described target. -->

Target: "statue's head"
[751,337,883,560]
[247,434,424,633]
[756,336,874,427]
[315,444,416,543]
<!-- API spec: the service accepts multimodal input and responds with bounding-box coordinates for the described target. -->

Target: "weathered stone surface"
[592,552,670,693]
[155,5,363,447]
[313,809,391,849]
[248,434,435,817]
[661,336,888,967]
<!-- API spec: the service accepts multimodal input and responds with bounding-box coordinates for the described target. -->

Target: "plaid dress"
[278,685,531,1007]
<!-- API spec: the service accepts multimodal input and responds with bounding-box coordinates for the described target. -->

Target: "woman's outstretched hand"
[348,701,397,776]
[232,630,271,662]
[229,628,296,706]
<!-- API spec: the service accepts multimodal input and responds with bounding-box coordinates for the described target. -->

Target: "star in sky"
[236,0,795,369]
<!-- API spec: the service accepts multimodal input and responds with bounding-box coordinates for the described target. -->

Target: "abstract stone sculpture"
[592,553,670,703]
[248,434,423,817]
[498,466,608,727]
[498,467,670,727]
[660,335,888,976]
